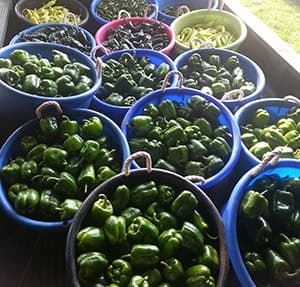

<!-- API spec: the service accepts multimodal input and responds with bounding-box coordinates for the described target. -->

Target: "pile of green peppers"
[0,115,121,221]
[162,5,192,16]
[238,174,300,286]
[240,106,300,160]
[128,95,232,178]
[179,53,256,99]
[97,52,170,106]
[0,49,93,97]
[75,181,220,286]
[95,0,148,21]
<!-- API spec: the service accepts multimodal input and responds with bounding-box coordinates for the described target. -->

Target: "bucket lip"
[9,22,96,52]
[223,159,300,287]
[0,108,130,231]
[92,48,178,110]
[170,9,248,50]
[90,0,159,25]
[174,47,266,105]
[0,42,102,102]
[235,97,300,165]
[120,86,241,190]
[66,167,229,286]
[94,17,176,55]
[157,0,219,22]
[14,0,89,27]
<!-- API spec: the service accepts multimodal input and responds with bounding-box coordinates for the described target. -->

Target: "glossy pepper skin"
[126,244,160,269]
[240,190,269,219]
[128,216,159,244]
[76,226,106,253]
[104,215,126,246]
[158,99,177,120]
[185,264,215,287]
[14,188,40,215]
[129,116,155,137]
[121,207,143,226]
[39,116,59,138]
[171,190,198,220]
[107,259,132,287]
[181,221,204,254]
[19,135,38,155]
[208,136,231,161]
[252,108,270,128]
[80,140,100,163]
[59,115,79,138]
[128,275,149,287]
[156,211,178,232]
[111,185,130,213]
[143,268,162,287]
[7,183,28,202]
[58,199,82,220]
[243,251,266,277]
[88,194,114,225]
[77,164,95,193]
[53,172,78,198]
[81,117,103,140]
[161,257,184,282]
[20,160,38,181]
[157,184,175,208]
[271,189,295,220]
[197,245,219,273]
[158,228,183,259]
[1,162,21,186]
[77,252,108,285]
[278,233,300,267]
[43,147,68,170]
[130,181,158,209]
[38,189,60,219]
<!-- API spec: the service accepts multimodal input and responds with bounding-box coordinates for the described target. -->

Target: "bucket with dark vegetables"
[94,9,175,55]
[15,0,89,27]
[223,151,300,287]
[9,21,96,56]
[234,97,300,176]
[0,42,102,138]
[157,0,219,25]
[66,151,229,287]
[90,0,158,26]
[174,48,265,113]
[0,101,130,231]
[121,71,241,207]
[90,47,178,125]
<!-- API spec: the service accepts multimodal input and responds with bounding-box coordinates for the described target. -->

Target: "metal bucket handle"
[63,12,78,26]
[91,44,110,62]
[185,175,206,186]
[221,89,245,102]
[284,95,300,105]
[118,9,131,19]
[124,151,152,176]
[176,5,190,17]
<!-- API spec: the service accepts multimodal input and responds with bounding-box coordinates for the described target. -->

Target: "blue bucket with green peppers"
[222,159,300,286]
[234,97,300,176]
[121,72,241,206]
[158,0,219,25]
[0,104,130,231]
[90,48,178,126]
[174,48,265,113]
[0,42,102,141]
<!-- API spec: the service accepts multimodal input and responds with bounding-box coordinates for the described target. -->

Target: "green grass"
[239,0,300,53]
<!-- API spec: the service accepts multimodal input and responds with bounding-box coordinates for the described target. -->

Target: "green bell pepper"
[59,115,79,138]
[161,258,184,282]
[14,188,40,215]
[107,259,132,287]
[278,233,300,267]
[57,198,82,220]
[158,100,177,120]
[185,264,215,287]
[7,183,28,202]
[243,251,266,277]
[78,164,95,193]
[43,147,68,170]
[157,184,175,208]
[53,172,78,198]
[80,140,100,163]
[129,115,155,137]
[88,194,113,225]
[9,49,29,65]
[181,221,204,254]
[104,215,126,245]
[77,226,106,253]
[158,228,183,259]
[252,109,270,128]
[38,189,60,219]
[20,160,38,181]
[128,275,149,287]
[271,189,294,220]
[197,244,219,273]
[111,184,130,214]
[130,181,158,209]
[121,207,143,226]
[171,190,198,220]
[1,162,21,185]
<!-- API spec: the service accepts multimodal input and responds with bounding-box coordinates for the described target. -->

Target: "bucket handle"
[35,101,63,119]
[144,4,158,21]
[284,95,300,105]
[185,175,206,185]
[91,44,110,62]
[118,9,131,19]
[124,151,152,176]
[161,70,183,92]
[221,89,245,102]
[251,147,282,177]
[189,38,215,49]
[175,5,190,17]
[95,57,103,79]
[63,12,78,26]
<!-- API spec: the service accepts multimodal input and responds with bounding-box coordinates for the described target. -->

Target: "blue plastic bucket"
[90,0,159,27]
[91,48,178,126]
[174,48,266,113]
[0,108,130,231]
[9,23,96,57]
[0,42,102,140]
[158,0,219,25]
[121,86,241,205]
[234,98,300,176]
[222,159,300,287]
